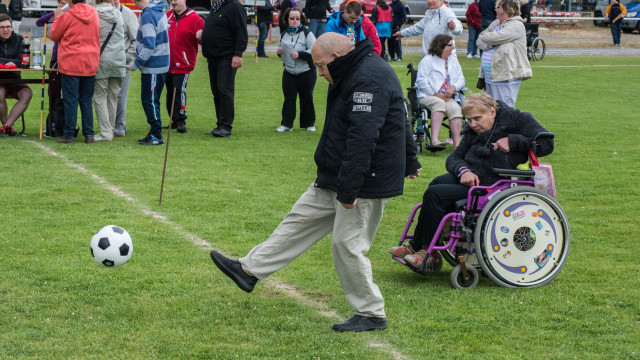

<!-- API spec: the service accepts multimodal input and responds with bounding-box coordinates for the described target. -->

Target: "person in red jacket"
[166,0,204,133]
[466,0,481,58]
[360,3,381,56]
[50,0,100,144]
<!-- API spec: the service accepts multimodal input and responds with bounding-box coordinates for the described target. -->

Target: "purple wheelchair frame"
[393,179,535,270]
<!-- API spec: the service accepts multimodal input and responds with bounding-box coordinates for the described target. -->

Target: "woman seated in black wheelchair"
[389,93,554,270]
[415,34,465,148]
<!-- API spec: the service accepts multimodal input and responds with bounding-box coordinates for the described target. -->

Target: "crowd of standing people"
[0,0,534,143]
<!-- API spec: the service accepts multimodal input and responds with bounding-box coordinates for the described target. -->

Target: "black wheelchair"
[526,23,546,61]
[403,63,465,153]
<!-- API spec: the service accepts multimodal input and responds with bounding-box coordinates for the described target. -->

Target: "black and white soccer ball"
[90,225,133,267]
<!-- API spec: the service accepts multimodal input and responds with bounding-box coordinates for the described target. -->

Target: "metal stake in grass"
[159,87,177,206]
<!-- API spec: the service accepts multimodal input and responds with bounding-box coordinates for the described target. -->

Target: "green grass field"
[1,53,639,359]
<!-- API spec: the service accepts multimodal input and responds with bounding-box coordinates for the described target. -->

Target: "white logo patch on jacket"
[353,92,373,104]
[353,104,371,112]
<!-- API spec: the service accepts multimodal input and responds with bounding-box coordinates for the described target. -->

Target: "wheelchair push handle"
[530,132,554,165]
[406,63,415,75]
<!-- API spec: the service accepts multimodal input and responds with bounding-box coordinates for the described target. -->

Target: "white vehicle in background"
[23,0,59,17]
[593,0,632,26]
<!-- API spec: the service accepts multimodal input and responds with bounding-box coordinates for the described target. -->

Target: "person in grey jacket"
[113,0,138,138]
[93,0,125,141]
[476,0,531,107]
[275,8,317,132]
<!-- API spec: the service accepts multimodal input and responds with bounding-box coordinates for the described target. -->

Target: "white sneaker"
[275,125,292,132]
[93,134,112,142]
[306,126,316,132]
[467,53,473,58]
[473,55,480,59]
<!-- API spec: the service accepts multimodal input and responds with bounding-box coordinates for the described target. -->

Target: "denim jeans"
[308,19,326,38]
[467,26,480,56]
[141,73,166,138]
[61,74,95,139]
[257,22,269,55]
[610,20,622,45]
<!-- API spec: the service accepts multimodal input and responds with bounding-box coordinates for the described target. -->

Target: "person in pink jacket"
[50,0,100,144]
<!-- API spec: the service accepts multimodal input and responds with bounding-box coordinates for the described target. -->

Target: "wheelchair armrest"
[454,198,467,209]
[493,168,535,178]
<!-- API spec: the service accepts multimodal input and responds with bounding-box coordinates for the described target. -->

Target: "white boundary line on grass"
[32,141,406,359]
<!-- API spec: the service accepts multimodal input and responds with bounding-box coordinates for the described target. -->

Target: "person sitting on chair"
[415,34,464,148]
[389,93,554,270]
[0,14,32,137]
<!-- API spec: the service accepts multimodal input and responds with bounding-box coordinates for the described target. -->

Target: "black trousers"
[380,37,388,58]
[207,57,237,130]
[281,68,316,128]
[410,173,470,252]
[165,73,189,123]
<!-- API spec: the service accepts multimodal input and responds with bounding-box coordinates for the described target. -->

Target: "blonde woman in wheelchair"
[414,34,464,149]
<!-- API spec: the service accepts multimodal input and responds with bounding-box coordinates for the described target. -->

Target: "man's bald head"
[311,33,355,85]
[312,33,355,59]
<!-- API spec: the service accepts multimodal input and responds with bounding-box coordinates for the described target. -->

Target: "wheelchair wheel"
[474,187,570,288]
[450,263,479,289]
[405,98,422,153]
[531,38,546,62]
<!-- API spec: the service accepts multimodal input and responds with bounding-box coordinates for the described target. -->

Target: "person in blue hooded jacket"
[325,1,365,45]
[126,0,169,146]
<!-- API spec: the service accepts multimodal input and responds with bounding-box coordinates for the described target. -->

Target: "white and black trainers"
[275,125,292,132]
[139,135,164,146]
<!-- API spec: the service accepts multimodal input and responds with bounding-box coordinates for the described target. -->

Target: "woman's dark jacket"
[446,101,553,186]
[304,0,332,20]
[314,39,421,204]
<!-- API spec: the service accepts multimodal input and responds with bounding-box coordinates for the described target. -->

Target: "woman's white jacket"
[415,54,465,99]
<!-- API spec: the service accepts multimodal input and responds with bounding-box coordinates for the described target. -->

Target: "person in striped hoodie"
[127,0,170,146]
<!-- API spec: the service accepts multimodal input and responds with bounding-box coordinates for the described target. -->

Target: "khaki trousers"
[240,183,388,318]
[94,77,123,140]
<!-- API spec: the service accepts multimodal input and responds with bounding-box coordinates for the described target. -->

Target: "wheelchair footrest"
[426,145,446,152]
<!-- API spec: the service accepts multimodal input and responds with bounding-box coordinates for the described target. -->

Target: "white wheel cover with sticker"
[476,188,570,287]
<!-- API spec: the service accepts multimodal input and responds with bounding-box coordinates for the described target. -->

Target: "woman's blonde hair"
[496,0,522,18]
[462,93,498,117]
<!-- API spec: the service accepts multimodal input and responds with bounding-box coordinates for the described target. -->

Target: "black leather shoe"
[209,250,257,293]
[176,121,187,133]
[211,127,231,138]
[332,315,388,332]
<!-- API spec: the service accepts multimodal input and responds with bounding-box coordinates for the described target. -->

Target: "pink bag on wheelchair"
[529,149,556,199]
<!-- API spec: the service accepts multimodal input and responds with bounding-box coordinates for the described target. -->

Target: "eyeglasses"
[446,43,454,47]
[0,26,12,30]
[289,17,300,20]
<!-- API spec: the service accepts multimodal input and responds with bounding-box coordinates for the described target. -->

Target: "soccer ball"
[90,225,133,267]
